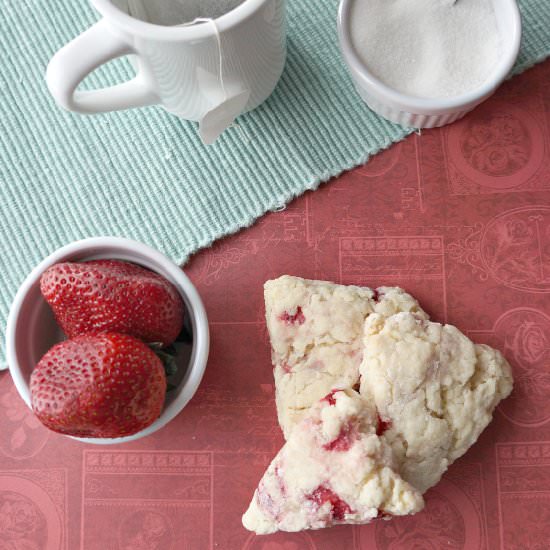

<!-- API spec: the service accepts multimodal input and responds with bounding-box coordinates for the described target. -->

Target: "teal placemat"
[0,0,549,368]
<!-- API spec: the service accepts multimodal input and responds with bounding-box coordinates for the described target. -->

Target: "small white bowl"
[338,0,522,128]
[5,237,209,444]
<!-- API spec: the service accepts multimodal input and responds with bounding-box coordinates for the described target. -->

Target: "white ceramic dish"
[5,237,209,444]
[337,0,522,128]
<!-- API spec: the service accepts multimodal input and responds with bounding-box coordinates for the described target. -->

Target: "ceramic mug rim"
[92,0,269,41]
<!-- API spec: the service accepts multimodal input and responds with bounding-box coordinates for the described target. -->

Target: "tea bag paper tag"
[189,17,250,144]
[198,89,250,145]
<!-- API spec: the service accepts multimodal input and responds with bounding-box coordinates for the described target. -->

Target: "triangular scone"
[242,389,424,534]
[360,312,514,493]
[265,275,427,439]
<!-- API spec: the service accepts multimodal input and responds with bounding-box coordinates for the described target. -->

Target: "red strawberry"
[40,260,185,346]
[30,333,166,438]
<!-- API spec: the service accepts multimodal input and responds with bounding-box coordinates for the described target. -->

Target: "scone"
[360,312,514,492]
[265,275,427,438]
[242,389,424,534]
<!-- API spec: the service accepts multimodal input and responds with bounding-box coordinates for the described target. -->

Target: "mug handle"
[46,19,158,114]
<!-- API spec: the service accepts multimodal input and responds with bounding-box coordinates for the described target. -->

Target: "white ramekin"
[338,0,522,128]
[5,237,209,444]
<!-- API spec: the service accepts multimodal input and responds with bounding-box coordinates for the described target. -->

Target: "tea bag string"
[180,17,227,102]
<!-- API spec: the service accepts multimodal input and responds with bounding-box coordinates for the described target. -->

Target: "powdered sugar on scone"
[265,276,427,438]
[360,312,514,492]
[242,389,424,534]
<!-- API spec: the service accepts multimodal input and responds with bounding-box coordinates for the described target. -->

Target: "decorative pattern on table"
[0,375,49,460]
[471,308,550,428]
[193,201,310,289]
[338,235,445,319]
[448,207,550,293]
[355,462,487,550]
[496,443,550,549]
[442,69,550,195]
[0,468,67,549]
[81,451,212,550]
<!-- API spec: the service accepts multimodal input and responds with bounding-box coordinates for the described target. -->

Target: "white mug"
[47,0,286,143]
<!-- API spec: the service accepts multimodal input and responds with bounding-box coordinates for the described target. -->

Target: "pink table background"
[1,61,549,550]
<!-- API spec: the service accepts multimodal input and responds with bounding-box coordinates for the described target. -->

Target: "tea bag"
[126,0,244,26]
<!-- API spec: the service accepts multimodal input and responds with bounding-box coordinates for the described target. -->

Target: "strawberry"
[30,333,167,438]
[40,260,185,346]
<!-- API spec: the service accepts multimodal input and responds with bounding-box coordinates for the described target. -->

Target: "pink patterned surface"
[1,61,549,549]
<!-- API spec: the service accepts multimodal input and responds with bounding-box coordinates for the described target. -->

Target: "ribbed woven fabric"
[0,0,549,367]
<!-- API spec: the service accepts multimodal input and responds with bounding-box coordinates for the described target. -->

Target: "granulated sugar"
[350,0,502,98]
